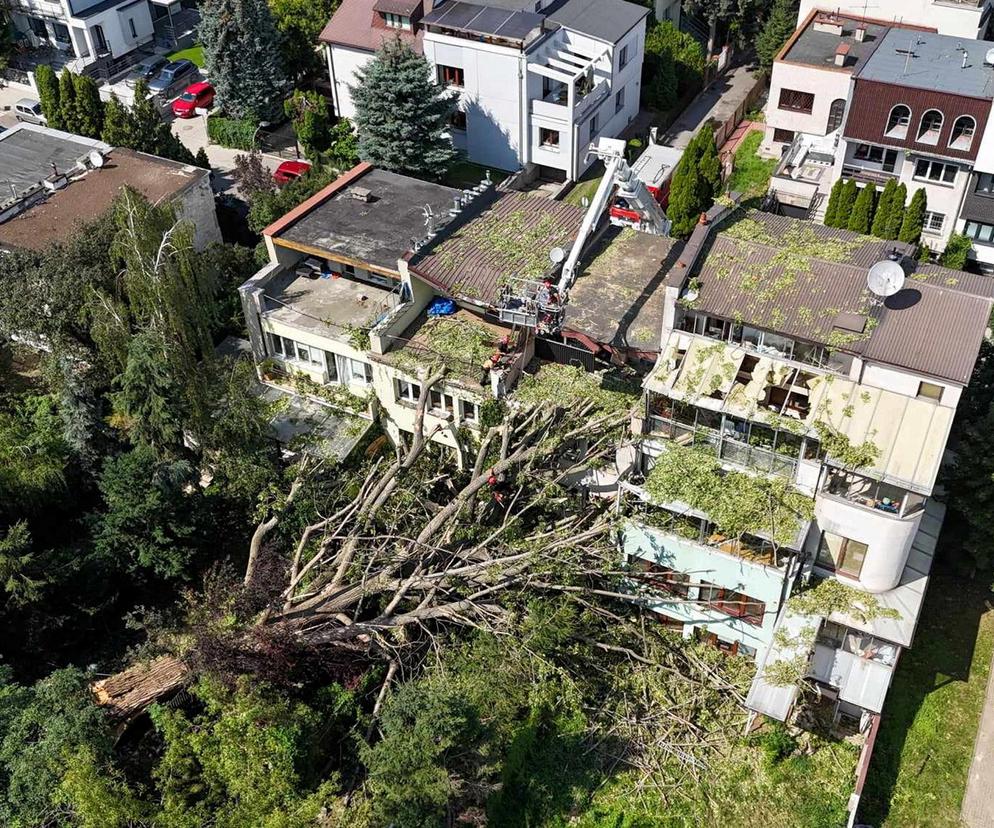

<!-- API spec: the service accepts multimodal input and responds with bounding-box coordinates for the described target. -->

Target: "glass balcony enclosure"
[820,468,926,518]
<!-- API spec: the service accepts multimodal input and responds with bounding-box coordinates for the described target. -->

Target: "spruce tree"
[667,125,721,237]
[870,179,897,238]
[884,182,907,239]
[350,37,459,179]
[848,185,875,234]
[899,188,927,245]
[58,70,78,134]
[200,0,287,121]
[34,64,63,131]
[823,179,844,227]
[72,74,104,139]
[756,0,799,73]
[195,147,211,169]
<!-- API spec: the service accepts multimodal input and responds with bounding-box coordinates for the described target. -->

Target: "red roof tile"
[319,0,427,53]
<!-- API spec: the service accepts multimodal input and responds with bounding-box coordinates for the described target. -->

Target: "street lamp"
[252,120,271,149]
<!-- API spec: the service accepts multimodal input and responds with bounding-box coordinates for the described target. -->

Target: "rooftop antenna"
[422,204,435,236]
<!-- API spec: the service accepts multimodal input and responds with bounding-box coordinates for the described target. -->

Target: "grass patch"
[724,130,777,199]
[167,44,205,67]
[859,566,994,826]
[442,160,510,189]
[564,171,603,207]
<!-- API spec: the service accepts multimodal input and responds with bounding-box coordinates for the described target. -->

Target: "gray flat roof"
[856,28,994,98]
[275,168,461,273]
[782,15,890,70]
[0,124,107,199]
[544,0,648,43]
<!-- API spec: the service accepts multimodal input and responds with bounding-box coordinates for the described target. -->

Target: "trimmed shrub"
[940,233,972,270]
[206,115,258,150]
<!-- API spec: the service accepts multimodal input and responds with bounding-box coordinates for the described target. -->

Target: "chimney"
[854,25,866,42]
[449,195,461,216]
[813,12,844,36]
[350,186,372,202]
[835,43,851,67]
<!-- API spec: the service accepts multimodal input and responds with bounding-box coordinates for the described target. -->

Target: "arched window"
[885,104,911,138]
[827,98,846,132]
[949,115,976,150]
[917,109,944,144]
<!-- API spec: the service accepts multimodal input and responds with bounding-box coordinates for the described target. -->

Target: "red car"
[273,160,312,185]
[171,82,215,118]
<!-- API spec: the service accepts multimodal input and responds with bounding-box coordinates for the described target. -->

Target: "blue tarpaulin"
[427,297,456,317]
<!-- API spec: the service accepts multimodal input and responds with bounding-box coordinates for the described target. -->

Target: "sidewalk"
[962,641,994,827]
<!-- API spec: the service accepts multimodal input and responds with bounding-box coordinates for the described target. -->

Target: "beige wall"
[762,62,852,155]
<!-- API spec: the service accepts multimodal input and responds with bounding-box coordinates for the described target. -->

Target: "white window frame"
[397,378,421,403]
[383,12,412,29]
[885,104,911,138]
[922,210,945,235]
[539,127,560,150]
[347,358,372,385]
[917,109,944,144]
[949,115,976,151]
[913,158,957,185]
[965,220,994,243]
[429,388,455,416]
[460,399,479,424]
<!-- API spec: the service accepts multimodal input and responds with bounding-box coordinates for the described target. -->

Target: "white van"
[14,99,46,126]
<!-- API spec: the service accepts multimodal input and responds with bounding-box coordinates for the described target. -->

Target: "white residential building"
[797,0,993,40]
[320,0,648,180]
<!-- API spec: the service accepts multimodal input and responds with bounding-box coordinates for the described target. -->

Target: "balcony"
[820,468,926,520]
[842,165,899,188]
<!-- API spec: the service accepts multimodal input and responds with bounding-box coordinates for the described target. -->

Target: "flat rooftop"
[0,124,106,198]
[564,225,679,351]
[269,165,461,274]
[0,142,207,252]
[856,28,994,98]
[261,271,400,343]
[409,189,584,304]
[780,13,891,71]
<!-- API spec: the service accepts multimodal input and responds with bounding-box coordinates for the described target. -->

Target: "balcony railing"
[820,468,926,519]
[842,165,900,187]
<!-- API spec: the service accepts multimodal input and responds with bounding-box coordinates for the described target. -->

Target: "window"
[397,378,421,403]
[778,88,814,113]
[885,104,911,137]
[429,388,455,415]
[269,333,323,367]
[449,109,467,131]
[918,381,944,401]
[615,86,625,113]
[383,12,412,29]
[54,21,71,41]
[324,352,339,383]
[347,358,372,385]
[343,262,356,276]
[917,109,944,144]
[437,64,464,87]
[619,44,629,69]
[923,210,945,235]
[827,98,846,132]
[772,127,795,144]
[699,583,766,625]
[461,399,479,423]
[629,558,689,598]
[588,113,599,142]
[269,332,285,357]
[539,127,560,149]
[816,533,869,579]
[975,172,994,196]
[27,17,47,38]
[128,18,137,38]
[950,115,976,150]
[965,220,994,243]
[295,342,320,366]
[914,158,957,184]
[853,144,898,171]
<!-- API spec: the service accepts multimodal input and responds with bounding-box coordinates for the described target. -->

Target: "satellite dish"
[549,246,566,265]
[867,259,906,298]
[88,149,104,168]
[985,46,994,65]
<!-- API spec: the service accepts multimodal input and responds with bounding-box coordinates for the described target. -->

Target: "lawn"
[167,44,204,68]
[858,567,994,827]
[442,159,510,189]
[724,129,777,199]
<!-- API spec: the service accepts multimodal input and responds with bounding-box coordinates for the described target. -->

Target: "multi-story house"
[623,208,993,744]
[797,0,993,40]
[320,0,648,179]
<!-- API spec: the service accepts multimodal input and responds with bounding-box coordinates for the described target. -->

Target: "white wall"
[859,362,961,406]
[68,0,153,59]
[797,0,990,39]
[327,44,374,120]
[762,62,852,154]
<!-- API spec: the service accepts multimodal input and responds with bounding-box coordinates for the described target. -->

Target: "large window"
[698,583,766,625]
[396,378,421,403]
[778,88,814,113]
[827,98,846,132]
[853,144,898,171]
[917,109,944,144]
[885,104,911,138]
[461,399,479,423]
[383,12,412,29]
[816,533,868,579]
[268,333,322,368]
[539,127,560,148]
[923,211,945,235]
[772,127,795,144]
[950,115,976,150]
[27,17,47,38]
[630,558,690,598]
[437,64,464,87]
[965,220,994,243]
[975,172,994,196]
[914,158,957,184]
[429,388,455,416]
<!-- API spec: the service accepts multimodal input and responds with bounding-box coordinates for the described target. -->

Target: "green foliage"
[207,114,260,149]
[34,63,63,130]
[269,0,337,79]
[847,184,875,234]
[514,364,640,415]
[327,117,360,169]
[812,421,879,469]
[195,146,211,169]
[834,180,858,229]
[870,178,897,238]
[350,36,459,178]
[756,722,798,766]
[0,522,42,607]
[57,746,150,828]
[725,130,776,198]
[940,233,972,270]
[58,68,78,134]
[823,178,844,228]
[944,404,994,570]
[112,330,187,451]
[884,182,907,239]
[0,394,70,513]
[756,0,798,72]
[643,444,813,546]
[200,0,287,121]
[790,577,901,625]
[72,73,104,138]
[247,165,338,233]
[284,90,332,160]
[899,187,927,245]
[100,94,131,145]
[667,124,722,237]
[100,81,196,164]
[642,21,705,110]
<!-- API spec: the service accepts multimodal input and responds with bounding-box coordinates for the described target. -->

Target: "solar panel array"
[421,1,545,41]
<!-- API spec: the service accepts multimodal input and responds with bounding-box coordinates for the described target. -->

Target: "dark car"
[148,59,198,98]
[125,54,168,88]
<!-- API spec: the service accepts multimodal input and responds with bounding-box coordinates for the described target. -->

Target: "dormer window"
[383,12,412,29]
[917,109,943,144]
[885,104,910,139]
[949,115,976,151]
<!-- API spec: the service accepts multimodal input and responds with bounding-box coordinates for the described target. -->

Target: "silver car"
[13,99,46,126]
[147,59,198,98]
[125,54,169,88]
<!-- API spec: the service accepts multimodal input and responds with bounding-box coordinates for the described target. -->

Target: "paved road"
[962,642,994,827]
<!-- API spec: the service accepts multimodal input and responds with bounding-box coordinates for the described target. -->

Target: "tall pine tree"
[834,180,858,227]
[58,70,78,134]
[756,0,798,73]
[870,179,896,238]
[884,182,907,239]
[823,179,844,227]
[72,74,104,139]
[35,65,63,131]
[350,37,459,179]
[899,188,927,245]
[848,185,875,234]
[200,0,286,121]
[667,124,721,237]
[101,95,132,147]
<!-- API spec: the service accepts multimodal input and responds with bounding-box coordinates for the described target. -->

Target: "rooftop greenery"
[514,364,640,415]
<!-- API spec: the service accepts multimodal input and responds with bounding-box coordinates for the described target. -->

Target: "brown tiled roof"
[319,0,426,52]
[409,191,585,304]
[0,148,205,252]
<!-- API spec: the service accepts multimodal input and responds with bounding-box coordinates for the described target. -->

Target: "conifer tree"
[884,182,907,239]
[834,180,858,227]
[101,95,132,147]
[823,179,844,228]
[898,187,927,245]
[848,184,875,234]
[870,179,896,238]
[58,70,78,134]
[195,147,211,169]
[350,37,459,179]
[200,0,286,121]
[34,64,63,131]
[756,0,798,73]
[668,124,722,237]
[72,74,104,139]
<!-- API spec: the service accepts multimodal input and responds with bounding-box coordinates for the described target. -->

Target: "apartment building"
[797,0,993,40]
[320,0,648,179]
[623,208,993,736]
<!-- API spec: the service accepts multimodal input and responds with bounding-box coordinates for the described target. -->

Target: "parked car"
[148,59,198,98]
[13,99,46,126]
[125,54,169,88]
[273,160,312,185]
[171,82,215,118]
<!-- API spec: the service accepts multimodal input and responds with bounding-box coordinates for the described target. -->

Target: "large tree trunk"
[91,655,191,722]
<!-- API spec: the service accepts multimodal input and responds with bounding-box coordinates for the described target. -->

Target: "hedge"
[206,115,258,150]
